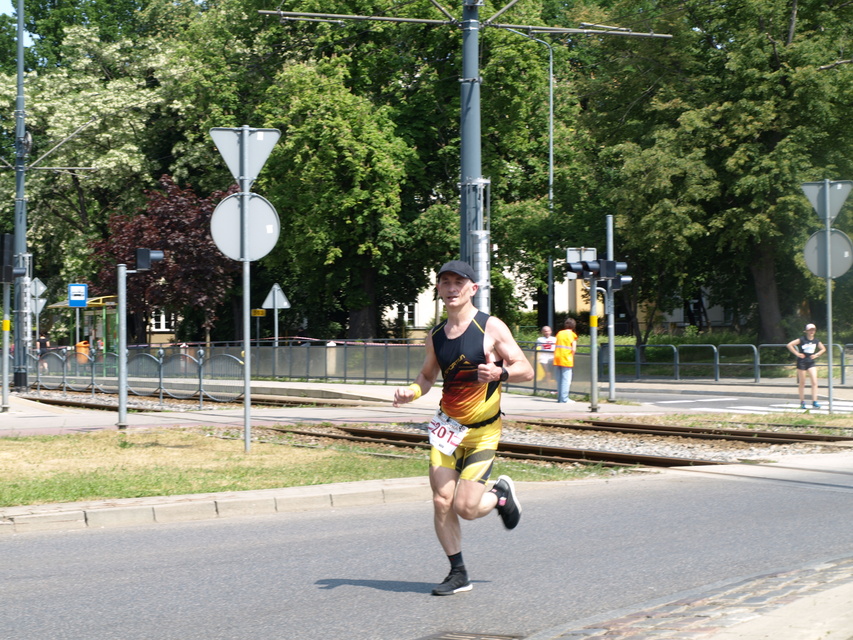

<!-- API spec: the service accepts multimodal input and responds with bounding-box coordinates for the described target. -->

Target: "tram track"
[517,419,853,445]
[19,392,381,411]
[260,425,727,468]
[18,391,853,472]
[252,424,853,492]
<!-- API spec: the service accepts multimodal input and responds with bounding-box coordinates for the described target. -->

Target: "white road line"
[655,397,739,404]
[699,408,778,414]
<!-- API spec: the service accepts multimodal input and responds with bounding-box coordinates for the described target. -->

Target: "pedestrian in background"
[37,333,50,373]
[535,325,556,384]
[554,318,578,403]
[787,323,826,410]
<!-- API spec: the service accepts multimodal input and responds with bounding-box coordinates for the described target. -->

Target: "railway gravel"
[497,423,834,463]
[251,420,836,465]
[22,390,838,464]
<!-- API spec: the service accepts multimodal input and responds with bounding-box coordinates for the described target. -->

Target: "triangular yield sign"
[801,181,853,223]
[210,127,281,185]
[262,283,290,309]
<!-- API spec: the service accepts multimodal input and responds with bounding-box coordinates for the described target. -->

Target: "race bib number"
[428,411,468,456]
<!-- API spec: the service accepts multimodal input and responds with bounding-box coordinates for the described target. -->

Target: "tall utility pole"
[507,28,553,326]
[6,1,95,390]
[12,0,30,389]
[260,6,670,314]
[458,0,490,312]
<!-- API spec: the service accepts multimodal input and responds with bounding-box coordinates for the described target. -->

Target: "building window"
[150,310,174,333]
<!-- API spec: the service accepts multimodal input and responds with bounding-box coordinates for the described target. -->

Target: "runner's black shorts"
[796,358,816,371]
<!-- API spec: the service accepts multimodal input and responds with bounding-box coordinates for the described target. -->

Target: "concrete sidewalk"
[529,554,853,640]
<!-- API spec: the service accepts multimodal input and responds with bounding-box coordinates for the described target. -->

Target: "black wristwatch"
[500,366,509,382]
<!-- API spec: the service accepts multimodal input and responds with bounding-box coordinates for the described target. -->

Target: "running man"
[394,260,534,596]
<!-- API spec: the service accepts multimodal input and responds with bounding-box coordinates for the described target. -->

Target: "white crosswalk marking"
[649,398,853,415]
[656,397,739,404]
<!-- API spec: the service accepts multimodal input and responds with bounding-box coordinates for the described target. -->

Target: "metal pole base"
[13,370,27,390]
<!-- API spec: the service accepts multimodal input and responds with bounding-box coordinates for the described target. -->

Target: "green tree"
[258,60,417,339]
[24,0,150,67]
[0,25,188,300]
[0,14,17,75]
[90,176,239,343]
[577,0,853,342]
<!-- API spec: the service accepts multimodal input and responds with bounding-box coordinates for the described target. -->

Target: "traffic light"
[611,275,633,290]
[566,259,629,281]
[565,261,591,278]
[567,260,613,277]
[0,234,25,284]
[0,234,13,283]
[135,248,165,271]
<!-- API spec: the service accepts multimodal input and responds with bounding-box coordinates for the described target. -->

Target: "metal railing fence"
[31,347,243,405]
[16,339,853,402]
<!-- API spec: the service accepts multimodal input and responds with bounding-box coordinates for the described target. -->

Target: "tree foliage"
[258,60,418,338]
[576,0,853,342]
[90,176,239,341]
[2,0,853,344]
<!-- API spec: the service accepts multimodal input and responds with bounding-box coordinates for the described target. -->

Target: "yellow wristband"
[408,383,422,400]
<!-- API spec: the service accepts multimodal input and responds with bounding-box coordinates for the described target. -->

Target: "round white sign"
[210,193,280,261]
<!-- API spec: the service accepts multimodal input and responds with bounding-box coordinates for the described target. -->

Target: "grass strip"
[0,427,609,508]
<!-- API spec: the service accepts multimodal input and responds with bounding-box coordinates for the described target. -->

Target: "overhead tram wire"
[260,10,673,39]
[259,6,670,311]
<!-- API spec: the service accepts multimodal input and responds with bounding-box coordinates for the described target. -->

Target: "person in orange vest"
[554,318,578,403]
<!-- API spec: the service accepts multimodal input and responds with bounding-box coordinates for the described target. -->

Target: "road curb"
[0,477,433,534]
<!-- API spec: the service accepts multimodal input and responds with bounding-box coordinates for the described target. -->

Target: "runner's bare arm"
[394,334,441,406]
[478,317,534,384]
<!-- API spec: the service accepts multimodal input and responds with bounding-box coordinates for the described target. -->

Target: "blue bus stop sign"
[68,283,88,308]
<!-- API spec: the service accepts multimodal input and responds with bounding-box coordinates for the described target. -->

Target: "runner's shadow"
[316,578,488,593]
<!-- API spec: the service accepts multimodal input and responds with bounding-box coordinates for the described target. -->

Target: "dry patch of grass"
[0,428,426,507]
[0,426,604,508]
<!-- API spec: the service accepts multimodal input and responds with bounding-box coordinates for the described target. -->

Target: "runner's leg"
[430,465,462,555]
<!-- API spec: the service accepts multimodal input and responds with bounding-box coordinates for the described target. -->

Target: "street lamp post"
[507,29,554,327]
[117,249,164,429]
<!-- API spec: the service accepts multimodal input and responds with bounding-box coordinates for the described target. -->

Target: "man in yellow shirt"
[554,318,578,403]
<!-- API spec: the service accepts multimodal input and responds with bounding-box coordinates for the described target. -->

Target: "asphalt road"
[4,465,853,640]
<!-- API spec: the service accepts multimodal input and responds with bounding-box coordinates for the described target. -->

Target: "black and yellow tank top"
[431,310,502,426]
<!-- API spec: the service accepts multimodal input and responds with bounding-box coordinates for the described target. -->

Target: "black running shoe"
[493,475,521,530]
[431,569,472,596]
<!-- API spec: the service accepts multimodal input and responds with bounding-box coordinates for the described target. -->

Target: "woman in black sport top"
[787,323,826,409]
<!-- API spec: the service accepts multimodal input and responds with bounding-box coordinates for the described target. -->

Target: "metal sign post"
[262,283,290,347]
[801,179,853,414]
[210,126,281,452]
[117,264,129,429]
[263,284,290,379]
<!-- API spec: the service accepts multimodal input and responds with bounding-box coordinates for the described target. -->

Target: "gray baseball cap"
[437,260,476,281]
